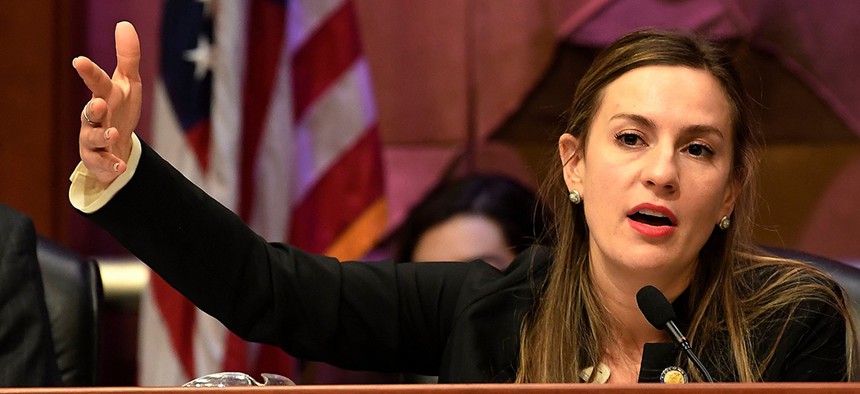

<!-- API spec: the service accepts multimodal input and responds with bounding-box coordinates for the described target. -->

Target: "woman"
[395,174,547,271]
[70,23,855,383]
[517,30,856,383]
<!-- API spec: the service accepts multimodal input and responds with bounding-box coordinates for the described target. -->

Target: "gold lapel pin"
[660,366,689,384]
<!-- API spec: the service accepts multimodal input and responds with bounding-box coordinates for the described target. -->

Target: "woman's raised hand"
[72,21,142,187]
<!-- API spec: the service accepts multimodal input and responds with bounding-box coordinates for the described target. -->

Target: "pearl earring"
[719,215,731,230]
[568,190,582,204]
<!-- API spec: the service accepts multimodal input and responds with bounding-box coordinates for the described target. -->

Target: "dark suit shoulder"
[0,205,61,386]
[0,205,34,246]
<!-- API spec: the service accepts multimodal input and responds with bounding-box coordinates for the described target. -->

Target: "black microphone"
[636,285,715,382]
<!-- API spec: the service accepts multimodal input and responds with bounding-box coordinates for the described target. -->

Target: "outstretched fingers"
[72,57,113,99]
[73,21,141,187]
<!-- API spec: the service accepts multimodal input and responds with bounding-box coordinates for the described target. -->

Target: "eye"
[685,142,714,157]
[615,132,644,147]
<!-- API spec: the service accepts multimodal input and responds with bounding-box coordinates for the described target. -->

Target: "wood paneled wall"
[0,0,86,245]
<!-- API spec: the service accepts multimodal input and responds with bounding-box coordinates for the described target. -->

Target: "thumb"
[114,21,141,82]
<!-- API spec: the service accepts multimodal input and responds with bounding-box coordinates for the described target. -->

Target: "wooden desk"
[4,383,860,393]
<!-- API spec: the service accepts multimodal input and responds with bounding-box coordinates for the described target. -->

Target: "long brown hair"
[516,29,856,382]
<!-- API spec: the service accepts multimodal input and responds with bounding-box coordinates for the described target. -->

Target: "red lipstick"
[627,203,677,238]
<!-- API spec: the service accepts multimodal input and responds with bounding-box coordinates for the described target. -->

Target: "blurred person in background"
[394,174,548,271]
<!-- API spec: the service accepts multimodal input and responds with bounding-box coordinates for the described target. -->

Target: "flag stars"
[184,33,213,80]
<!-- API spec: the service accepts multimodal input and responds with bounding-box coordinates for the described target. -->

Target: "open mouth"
[628,209,675,227]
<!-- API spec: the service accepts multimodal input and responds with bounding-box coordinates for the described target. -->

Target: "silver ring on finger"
[83,104,99,127]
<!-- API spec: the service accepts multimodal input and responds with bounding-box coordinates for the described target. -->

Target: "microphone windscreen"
[636,285,677,329]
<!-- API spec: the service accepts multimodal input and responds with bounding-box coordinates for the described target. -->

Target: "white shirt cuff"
[69,133,142,214]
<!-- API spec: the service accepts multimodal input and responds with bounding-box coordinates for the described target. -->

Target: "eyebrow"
[609,113,725,141]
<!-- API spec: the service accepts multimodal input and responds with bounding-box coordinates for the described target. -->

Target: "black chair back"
[763,246,860,325]
[36,237,102,386]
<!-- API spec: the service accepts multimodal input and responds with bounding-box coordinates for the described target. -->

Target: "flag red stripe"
[291,1,362,121]
[184,120,211,172]
[220,331,249,373]
[228,0,286,371]
[151,274,196,380]
[288,125,385,253]
[238,0,286,221]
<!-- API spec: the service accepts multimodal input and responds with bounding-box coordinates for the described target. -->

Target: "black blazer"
[0,205,61,386]
[83,141,849,383]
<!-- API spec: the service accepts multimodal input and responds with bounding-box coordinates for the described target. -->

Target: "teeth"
[637,209,667,218]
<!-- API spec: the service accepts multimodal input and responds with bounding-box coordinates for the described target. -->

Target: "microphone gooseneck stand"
[636,285,716,383]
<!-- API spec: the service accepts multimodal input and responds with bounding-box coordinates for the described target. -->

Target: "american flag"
[139,0,386,385]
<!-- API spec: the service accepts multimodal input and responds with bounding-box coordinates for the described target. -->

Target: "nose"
[641,146,679,194]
